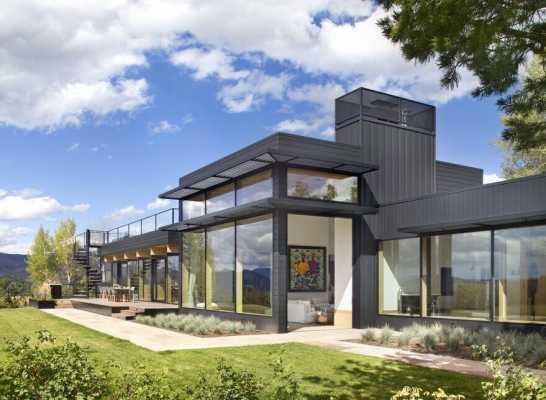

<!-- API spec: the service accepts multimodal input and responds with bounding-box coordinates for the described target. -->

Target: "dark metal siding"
[100,231,179,256]
[436,161,483,193]
[369,173,546,240]
[336,120,436,205]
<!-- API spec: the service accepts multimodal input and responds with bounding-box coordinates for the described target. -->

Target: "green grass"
[0,308,485,399]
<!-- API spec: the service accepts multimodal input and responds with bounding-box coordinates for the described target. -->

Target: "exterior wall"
[101,230,178,256]
[436,161,483,193]
[336,119,436,205]
[369,173,546,241]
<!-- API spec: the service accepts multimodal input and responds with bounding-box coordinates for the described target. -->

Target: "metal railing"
[106,208,178,244]
[335,88,435,133]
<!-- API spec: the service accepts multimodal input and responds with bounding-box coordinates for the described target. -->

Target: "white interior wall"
[287,214,332,304]
[334,218,353,327]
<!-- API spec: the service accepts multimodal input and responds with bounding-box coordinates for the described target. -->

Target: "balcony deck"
[70,298,178,318]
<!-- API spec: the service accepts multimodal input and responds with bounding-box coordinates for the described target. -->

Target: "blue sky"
[0,1,506,254]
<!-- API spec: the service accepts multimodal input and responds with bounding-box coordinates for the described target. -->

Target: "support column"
[272,209,288,333]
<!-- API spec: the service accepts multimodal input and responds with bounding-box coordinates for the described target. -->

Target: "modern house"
[75,87,546,334]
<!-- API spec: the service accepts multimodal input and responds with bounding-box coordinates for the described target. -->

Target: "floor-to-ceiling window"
[141,259,152,301]
[429,231,491,320]
[237,170,272,205]
[495,225,546,323]
[182,230,206,308]
[237,215,272,315]
[128,260,139,299]
[206,183,235,214]
[167,255,180,304]
[379,238,421,316]
[154,258,166,302]
[118,262,129,286]
[207,223,236,312]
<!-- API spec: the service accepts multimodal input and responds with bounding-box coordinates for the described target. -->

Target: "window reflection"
[206,183,235,213]
[207,223,236,312]
[182,193,205,220]
[238,215,272,315]
[154,258,166,302]
[379,238,420,316]
[237,169,272,205]
[429,232,491,320]
[287,168,358,203]
[167,255,180,305]
[182,230,206,308]
[495,225,546,323]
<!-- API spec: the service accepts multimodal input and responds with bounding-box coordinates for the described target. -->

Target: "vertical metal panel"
[436,161,483,193]
[272,209,288,333]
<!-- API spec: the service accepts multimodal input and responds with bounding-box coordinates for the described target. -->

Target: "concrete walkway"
[42,308,544,379]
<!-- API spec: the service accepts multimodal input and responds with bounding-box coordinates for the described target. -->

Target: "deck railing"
[106,208,178,244]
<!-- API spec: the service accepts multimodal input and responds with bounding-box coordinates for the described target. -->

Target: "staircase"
[112,306,145,320]
[73,247,101,297]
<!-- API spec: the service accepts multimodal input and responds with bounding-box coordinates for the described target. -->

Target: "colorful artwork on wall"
[288,246,326,292]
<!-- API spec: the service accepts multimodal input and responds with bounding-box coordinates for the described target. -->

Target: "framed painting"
[288,246,326,292]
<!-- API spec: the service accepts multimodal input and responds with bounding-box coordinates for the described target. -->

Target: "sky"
[0,0,507,254]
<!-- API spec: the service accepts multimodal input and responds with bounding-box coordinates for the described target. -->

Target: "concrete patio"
[41,308,532,379]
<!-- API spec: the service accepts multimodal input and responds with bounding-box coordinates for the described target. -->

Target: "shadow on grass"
[302,358,484,400]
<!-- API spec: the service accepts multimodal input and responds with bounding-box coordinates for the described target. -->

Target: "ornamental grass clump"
[136,313,256,336]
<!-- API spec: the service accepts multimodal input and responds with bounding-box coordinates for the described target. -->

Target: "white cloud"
[106,205,144,221]
[0,190,89,220]
[0,189,7,198]
[147,198,173,210]
[181,113,193,125]
[0,1,478,131]
[483,173,505,184]
[66,143,80,152]
[0,225,33,254]
[150,120,181,134]
[170,47,249,80]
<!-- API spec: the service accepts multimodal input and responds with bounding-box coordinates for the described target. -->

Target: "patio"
[69,297,177,318]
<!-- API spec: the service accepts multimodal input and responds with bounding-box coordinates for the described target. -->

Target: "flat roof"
[159,132,378,200]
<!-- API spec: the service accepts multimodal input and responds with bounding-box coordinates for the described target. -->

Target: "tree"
[53,218,80,285]
[26,227,56,295]
[377,1,545,149]
[499,141,546,179]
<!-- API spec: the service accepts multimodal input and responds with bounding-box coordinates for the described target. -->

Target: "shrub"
[111,364,183,400]
[481,342,546,400]
[362,328,378,343]
[391,387,465,400]
[446,327,465,352]
[187,358,262,400]
[0,330,107,400]
[136,313,256,336]
[381,325,396,345]
[268,347,304,400]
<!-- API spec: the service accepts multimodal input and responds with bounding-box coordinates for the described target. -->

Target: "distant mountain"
[0,253,27,279]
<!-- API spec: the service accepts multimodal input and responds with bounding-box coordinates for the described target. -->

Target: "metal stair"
[73,247,101,297]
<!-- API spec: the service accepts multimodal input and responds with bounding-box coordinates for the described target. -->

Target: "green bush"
[136,313,256,336]
[110,364,183,400]
[268,347,303,400]
[187,358,262,400]
[391,387,464,400]
[0,329,108,400]
[481,342,546,400]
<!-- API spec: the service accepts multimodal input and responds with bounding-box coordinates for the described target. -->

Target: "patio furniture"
[287,300,316,323]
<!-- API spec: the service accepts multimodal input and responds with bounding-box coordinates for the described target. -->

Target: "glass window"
[140,259,152,302]
[429,231,491,320]
[182,230,206,308]
[237,169,272,205]
[495,225,546,323]
[287,168,358,203]
[237,215,272,315]
[128,260,139,297]
[118,262,128,286]
[206,183,235,214]
[154,258,166,302]
[167,255,180,305]
[379,238,420,316]
[102,262,112,285]
[206,223,235,312]
[182,193,205,221]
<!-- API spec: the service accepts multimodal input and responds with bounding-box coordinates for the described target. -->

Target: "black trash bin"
[50,284,62,299]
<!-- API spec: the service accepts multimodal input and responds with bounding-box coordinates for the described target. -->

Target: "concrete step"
[54,299,74,309]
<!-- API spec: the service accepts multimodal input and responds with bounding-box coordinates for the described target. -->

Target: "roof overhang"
[399,210,546,235]
[161,197,377,231]
[159,133,378,200]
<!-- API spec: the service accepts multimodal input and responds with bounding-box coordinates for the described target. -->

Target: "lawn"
[0,308,485,399]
